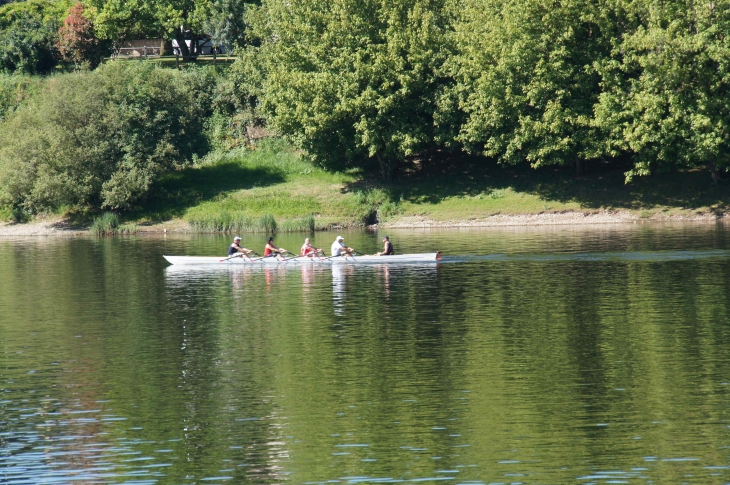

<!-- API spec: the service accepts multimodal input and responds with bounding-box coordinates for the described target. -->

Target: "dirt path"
[381,210,727,228]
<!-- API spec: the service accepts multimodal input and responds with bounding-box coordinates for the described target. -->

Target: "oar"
[220,250,261,262]
[219,253,244,262]
[281,251,307,263]
[315,250,335,262]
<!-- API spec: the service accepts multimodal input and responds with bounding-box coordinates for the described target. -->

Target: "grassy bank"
[121,140,730,232]
[4,139,729,232]
[130,140,391,232]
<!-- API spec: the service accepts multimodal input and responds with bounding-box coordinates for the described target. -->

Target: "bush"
[0,72,42,120]
[0,0,71,74]
[0,62,215,213]
[278,214,316,232]
[56,2,107,69]
[258,213,277,233]
[90,211,119,235]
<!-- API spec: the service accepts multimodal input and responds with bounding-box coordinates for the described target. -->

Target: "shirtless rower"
[264,237,288,260]
[301,237,323,257]
[228,236,254,258]
[376,235,394,256]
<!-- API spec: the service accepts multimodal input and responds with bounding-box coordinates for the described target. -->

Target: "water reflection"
[332,264,354,316]
[5,224,730,484]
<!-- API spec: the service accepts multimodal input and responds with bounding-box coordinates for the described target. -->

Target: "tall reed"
[258,213,277,233]
[91,212,119,235]
[278,214,316,232]
[187,211,322,233]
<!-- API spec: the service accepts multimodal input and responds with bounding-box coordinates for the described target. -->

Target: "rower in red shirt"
[264,237,288,261]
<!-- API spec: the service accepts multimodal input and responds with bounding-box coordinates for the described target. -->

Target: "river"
[2,223,730,484]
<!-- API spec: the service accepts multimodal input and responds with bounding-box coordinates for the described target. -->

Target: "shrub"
[56,2,106,69]
[90,211,119,235]
[0,62,215,213]
[0,0,70,74]
[258,213,277,233]
[0,72,42,120]
[278,214,315,232]
[118,223,139,234]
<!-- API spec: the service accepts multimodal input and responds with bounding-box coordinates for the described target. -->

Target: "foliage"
[0,72,43,120]
[56,1,105,68]
[237,0,452,181]
[594,0,730,181]
[0,62,215,213]
[90,0,210,51]
[202,0,259,53]
[0,0,74,74]
[230,0,730,182]
[0,3,60,73]
[440,0,615,171]
[90,211,119,234]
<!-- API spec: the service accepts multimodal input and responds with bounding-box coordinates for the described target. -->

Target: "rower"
[264,237,288,260]
[331,235,354,257]
[229,236,254,258]
[376,235,394,256]
[301,237,322,257]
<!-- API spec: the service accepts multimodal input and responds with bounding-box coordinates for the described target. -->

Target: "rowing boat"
[163,252,441,265]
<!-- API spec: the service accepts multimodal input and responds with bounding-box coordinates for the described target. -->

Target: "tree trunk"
[575,157,584,177]
[710,163,723,184]
[376,154,398,183]
[174,26,191,61]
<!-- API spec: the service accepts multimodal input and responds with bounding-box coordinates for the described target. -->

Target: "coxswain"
[228,236,254,257]
[301,237,322,257]
[264,237,288,260]
[330,235,354,257]
[376,235,394,256]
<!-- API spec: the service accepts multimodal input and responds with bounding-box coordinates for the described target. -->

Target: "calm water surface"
[2,224,730,484]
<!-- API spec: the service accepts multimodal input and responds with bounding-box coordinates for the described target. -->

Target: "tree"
[595,0,730,181]
[89,0,213,59]
[57,2,104,68]
[237,0,452,181]
[0,0,71,73]
[439,0,620,175]
[202,0,258,54]
[0,63,215,212]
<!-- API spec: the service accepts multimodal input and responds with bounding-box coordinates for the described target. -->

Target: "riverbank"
[1,210,726,236]
[2,141,729,236]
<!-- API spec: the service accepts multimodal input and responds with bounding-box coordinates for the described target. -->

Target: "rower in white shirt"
[330,236,355,257]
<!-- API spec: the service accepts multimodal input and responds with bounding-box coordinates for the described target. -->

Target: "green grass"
[128,140,730,232]
[91,212,120,235]
[373,155,730,222]
[135,139,381,232]
[90,212,140,234]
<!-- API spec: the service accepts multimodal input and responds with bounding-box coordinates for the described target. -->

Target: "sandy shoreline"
[0,210,726,236]
[382,210,727,228]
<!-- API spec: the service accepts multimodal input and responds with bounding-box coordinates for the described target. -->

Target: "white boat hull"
[163,252,441,265]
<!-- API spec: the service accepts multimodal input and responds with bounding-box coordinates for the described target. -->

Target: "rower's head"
[382,235,389,241]
[304,237,310,244]
[234,236,241,242]
[268,237,274,242]
[336,236,344,242]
